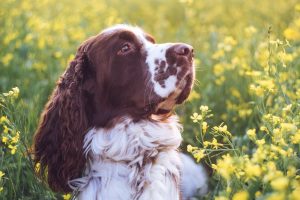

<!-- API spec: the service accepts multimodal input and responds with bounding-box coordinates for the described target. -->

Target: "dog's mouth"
[154,72,194,114]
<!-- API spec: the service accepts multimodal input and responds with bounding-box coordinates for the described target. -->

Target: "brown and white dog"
[33,25,207,199]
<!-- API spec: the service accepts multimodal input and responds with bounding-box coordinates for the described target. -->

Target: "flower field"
[0,0,299,199]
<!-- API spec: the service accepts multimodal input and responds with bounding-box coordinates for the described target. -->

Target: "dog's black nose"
[173,43,194,57]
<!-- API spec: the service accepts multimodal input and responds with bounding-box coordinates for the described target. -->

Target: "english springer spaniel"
[33,25,207,199]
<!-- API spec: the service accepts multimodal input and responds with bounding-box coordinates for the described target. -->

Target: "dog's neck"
[69,115,183,200]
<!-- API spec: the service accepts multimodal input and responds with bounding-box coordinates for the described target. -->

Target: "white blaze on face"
[101,24,181,98]
[144,43,177,98]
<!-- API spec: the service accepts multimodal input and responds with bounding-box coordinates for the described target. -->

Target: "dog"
[33,24,207,199]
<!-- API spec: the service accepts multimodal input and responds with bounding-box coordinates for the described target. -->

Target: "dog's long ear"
[33,41,94,193]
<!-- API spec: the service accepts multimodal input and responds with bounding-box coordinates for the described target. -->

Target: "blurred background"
[0,0,299,199]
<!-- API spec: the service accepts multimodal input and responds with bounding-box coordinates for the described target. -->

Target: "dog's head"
[33,25,194,192]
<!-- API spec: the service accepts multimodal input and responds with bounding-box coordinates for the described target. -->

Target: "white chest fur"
[69,115,183,200]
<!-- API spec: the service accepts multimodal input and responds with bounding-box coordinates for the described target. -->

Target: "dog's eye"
[121,44,130,52]
[118,43,131,55]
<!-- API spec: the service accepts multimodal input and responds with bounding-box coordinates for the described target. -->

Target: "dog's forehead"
[100,24,150,45]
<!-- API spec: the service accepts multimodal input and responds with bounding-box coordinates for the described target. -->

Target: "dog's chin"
[154,74,193,114]
[175,74,193,104]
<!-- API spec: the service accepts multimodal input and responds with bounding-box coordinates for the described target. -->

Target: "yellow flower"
[272,128,281,136]
[296,3,300,11]
[266,193,285,200]
[62,194,71,200]
[11,131,20,143]
[1,53,13,66]
[8,145,17,155]
[245,70,262,77]
[219,125,231,136]
[255,191,262,198]
[284,28,300,40]
[257,79,276,92]
[0,171,5,179]
[216,154,235,180]
[278,51,294,67]
[203,141,210,148]
[282,104,292,112]
[2,136,8,144]
[3,125,9,134]
[187,144,197,153]
[256,139,265,146]
[215,76,225,85]
[219,125,227,132]
[3,31,17,45]
[286,148,294,157]
[244,163,261,179]
[213,63,225,76]
[193,149,205,162]
[231,88,241,99]
[247,129,256,140]
[249,84,264,96]
[236,170,245,179]
[54,51,62,58]
[179,0,194,5]
[212,49,225,59]
[271,177,289,191]
[238,109,252,118]
[199,105,209,112]
[211,138,223,149]
[290,188,300,200]
[263,164,280,182]
[215,196,228,200]
[190,113,202,123]
[202,122,208,134]
[226,186,232,193]
[260,126,269,133]
[0,116,9,124]
[211,164,218,170]
[245,26,257,36]
[270,116,282,125]
[213,124,232,137]
[281,123,297,133]
[3,87,19,98]
[290,131,300,144]
[233,191,249,200]
[252,146,267,163]
[12,87,19,98]
[3,91,13,97]
[287,166,296,177]
[224,36,237,46]
[35,163,41,173]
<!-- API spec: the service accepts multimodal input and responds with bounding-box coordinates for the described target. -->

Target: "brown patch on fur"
[160,60,166,68]
[33,41,94,192]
